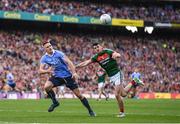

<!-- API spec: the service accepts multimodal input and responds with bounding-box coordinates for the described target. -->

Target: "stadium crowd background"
[0,0,180,95]
[0,31,180,94]
[0,0,179,22]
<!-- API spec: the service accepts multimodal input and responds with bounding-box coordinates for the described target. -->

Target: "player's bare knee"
[44,81,53,91]
[120,90,127,97]
[121,92,127,97]
[77,94,84,99]
[115,93,120,99]
[44,85,52,92]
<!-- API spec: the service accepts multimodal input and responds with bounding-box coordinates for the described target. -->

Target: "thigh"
[44,80,54,90]
[49,76,64,87]
[59,86,65,91]
[64,77,78,90]
[98,82,104,89]
[110,72,123,86]
[8,83,16,89]
[72,88,84,99]
[3,84,11,91]
[114,84,121,96]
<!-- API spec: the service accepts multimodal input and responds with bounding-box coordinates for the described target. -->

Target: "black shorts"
[49,76,78,90]
[8,83,16,88]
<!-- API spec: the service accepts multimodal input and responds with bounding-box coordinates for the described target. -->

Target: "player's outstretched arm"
[63,55,79,80]
[39,63,53,74]
[76,59,92,68]
[63,55,76,74]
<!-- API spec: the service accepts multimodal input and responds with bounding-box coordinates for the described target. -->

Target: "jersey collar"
[46,50,55,57]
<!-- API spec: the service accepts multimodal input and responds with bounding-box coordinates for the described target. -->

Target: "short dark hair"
[42,39,51,46]
[92,42,99,47]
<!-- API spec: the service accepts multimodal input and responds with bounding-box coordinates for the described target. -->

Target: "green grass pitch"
[0,99,180,123]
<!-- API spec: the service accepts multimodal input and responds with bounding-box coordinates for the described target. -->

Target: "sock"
[81,97,93,112]
[46,90,58,104]
[120,108,124,113]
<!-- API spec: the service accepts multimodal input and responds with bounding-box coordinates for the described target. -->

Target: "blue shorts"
[49,76,78,90]
[8,83,16,88]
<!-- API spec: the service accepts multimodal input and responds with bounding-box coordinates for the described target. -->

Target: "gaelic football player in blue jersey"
[39,40,95,116]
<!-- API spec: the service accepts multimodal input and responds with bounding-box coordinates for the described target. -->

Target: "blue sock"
[47,90,58,104]
[81,97,93,112]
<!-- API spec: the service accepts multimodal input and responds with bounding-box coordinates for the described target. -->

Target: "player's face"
[44,43,53,54]
[93,45,103,53]
[134,68,139,72]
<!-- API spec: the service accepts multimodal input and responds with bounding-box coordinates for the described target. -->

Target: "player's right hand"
[46,67,54,74]
[72,72,79,81]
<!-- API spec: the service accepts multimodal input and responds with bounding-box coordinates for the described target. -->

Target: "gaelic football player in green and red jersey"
[95,68,109,101]
[76,42,144,118]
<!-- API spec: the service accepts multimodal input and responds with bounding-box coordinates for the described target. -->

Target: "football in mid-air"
[100,14,112,24]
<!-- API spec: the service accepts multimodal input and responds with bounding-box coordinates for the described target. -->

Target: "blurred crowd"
[0,31,180,94]
[0,0,180,22]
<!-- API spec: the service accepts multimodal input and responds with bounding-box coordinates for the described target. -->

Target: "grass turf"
[0,99,180,123]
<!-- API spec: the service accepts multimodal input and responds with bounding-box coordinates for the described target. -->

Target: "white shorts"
[59,86,65,91]
[98,82,105,89]
[109,72,123,86]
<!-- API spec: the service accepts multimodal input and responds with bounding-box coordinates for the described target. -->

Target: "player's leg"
[72,88,96,116]
[52,87,58,98]
[117,80,143,117]
[59,86,65,98]
[45,77,59,112]
[4,84,12,92]
[114,85,125,117]
[3,84,11,98]
[101,84,109,100]
[12,83,23,96]
[65,77,96,117]
[97,82,103,101]
[129,87,136,98]
[122,78,144,96]
[110,72,126,117]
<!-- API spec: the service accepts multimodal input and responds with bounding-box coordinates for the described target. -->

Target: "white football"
[100,14,111,24]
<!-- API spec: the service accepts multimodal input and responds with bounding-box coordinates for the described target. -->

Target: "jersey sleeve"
[57,50,65,59]
[105,49,114,56]
[40,56,46,64]
[138,73,141,78]
[7,74,14,80]
[131,73,134,79]
[91,54,98,62]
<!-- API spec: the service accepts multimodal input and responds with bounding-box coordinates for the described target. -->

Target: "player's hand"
[72,73,79,81]
[112,52,121,59]
[46,67,54,75]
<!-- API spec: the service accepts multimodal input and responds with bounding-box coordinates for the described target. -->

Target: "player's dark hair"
[92,42,99,47]
[42,39,51,46]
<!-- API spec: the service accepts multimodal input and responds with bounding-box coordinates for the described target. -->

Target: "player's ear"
[40,46,46,53]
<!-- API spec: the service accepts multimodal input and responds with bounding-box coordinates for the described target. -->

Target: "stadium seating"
[0,31,179,94]
[0,0,179,22]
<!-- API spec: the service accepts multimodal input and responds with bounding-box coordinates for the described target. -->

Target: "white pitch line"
[0,122,179,124]
[125,112,180,117]
[0,109,180,117]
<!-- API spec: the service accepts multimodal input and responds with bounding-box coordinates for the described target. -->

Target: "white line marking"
[0,109,180,117]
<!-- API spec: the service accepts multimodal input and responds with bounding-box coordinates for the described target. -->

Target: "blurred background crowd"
[0,0,179,22]
[0,31,180,94]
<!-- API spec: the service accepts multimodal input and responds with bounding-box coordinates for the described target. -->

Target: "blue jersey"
[40,50,72,78]
[6,73,15,84]
[131,72,141,80]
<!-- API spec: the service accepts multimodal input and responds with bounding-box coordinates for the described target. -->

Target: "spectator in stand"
[0,31,179,94]
[0,0,179,22]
